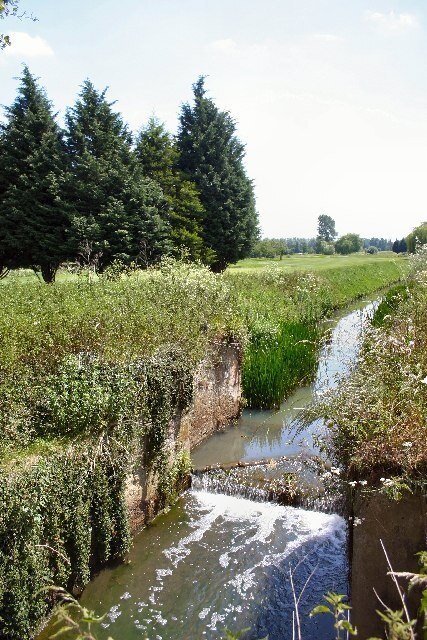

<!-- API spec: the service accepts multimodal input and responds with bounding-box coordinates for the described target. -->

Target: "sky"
[1,0,426,240]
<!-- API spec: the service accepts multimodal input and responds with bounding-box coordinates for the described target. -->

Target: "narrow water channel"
[39,296,379,640]
[193,296,377,468]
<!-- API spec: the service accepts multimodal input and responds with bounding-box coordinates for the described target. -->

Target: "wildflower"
[330,466,341,476]
[421,376,427,385]
[353,517,363,526]
[359,480,367,486]
[402,441,413,448]
[348,481,357,487]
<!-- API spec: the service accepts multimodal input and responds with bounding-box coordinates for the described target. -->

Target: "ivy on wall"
[0,347,194,640]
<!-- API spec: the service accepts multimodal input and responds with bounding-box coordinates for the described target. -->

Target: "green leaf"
[309,604,331,616]
[337,619,357,635]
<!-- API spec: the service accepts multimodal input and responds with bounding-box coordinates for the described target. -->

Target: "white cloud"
[4,31,54,57]
[312,33,343,43]
[209,38,239,54]
[364,10,418,33]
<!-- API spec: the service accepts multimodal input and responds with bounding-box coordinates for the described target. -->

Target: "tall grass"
[231,259,405,409]
[0,257,405,448]
[311,249,427,485]
[0,260,238,456]
[243,320,319,408]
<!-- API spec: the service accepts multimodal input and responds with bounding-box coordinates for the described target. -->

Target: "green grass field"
[0,252,407,285]
[228,251,407,273]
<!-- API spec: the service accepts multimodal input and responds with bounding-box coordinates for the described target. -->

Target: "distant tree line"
[363,237,393,251]
[250,237,317,258]
[0,68,258,281]
[251,214,414,259]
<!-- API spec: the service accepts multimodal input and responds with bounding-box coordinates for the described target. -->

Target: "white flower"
[421,376,427,384]
[330,466,341,476]
[348,481,357,487]
[353,517,363,526]
[359,480,367,486]
[403,441,413,448]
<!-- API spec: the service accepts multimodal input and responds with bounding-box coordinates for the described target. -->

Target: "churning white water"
[78,489,347,640]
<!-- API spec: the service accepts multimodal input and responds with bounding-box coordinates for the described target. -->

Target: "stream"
[39,296,379,640]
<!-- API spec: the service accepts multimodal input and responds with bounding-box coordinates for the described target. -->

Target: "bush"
[313,251,427,484]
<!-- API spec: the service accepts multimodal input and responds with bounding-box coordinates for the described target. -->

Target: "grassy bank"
[0,261,233,639]
[0,254,406,639]
[230,256,406,407]
[313,249,427,490]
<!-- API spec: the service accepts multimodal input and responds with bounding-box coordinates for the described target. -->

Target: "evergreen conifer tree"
[135,118,206,261]
[0,66,69,282]
[398,238,407,253]
[177,77,258,271]
[65,81,170,270]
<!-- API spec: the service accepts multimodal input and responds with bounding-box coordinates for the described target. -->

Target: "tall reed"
[242,320,319,409]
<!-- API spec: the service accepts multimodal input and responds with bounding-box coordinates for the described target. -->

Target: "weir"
[38,295,379,640]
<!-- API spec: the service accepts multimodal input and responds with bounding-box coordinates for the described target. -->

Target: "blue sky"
[1,0,426,239]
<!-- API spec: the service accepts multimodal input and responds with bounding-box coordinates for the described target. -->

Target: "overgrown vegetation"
[231,259,404,408]
[312,247,427,488]
[0,261,235,639]
[0,255,405,638]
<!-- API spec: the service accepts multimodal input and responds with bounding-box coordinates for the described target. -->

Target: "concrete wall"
[351,491,427,638]
[179,339,242,450]
[125,339,242,533]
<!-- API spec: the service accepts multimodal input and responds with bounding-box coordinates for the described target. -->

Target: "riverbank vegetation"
[0,254,406,638]
[313,248,427,491]
[233,258,405,407]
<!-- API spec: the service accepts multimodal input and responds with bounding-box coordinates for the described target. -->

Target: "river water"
[193,297,377,468]
[40,296,379,640]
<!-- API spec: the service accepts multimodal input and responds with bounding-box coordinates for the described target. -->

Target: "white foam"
[219,552,230,567]
[156,568,172,580]
[163,495,225,566]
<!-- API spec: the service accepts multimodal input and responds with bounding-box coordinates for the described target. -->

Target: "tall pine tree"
[0,66,69,282]
[135,117,206,261]
[65,81,171,270]
[177,77,259,272]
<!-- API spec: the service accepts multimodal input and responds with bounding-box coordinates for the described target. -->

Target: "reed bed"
[231,258,404,409]
[242,321,319,408]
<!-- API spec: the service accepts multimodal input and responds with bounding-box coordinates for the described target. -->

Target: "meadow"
[228,251,402,272]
